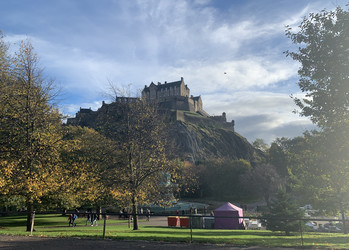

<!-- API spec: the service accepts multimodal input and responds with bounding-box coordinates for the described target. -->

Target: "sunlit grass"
[1,214,349,249]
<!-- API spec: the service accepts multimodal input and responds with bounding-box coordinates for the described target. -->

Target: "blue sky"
[1,0,347,143]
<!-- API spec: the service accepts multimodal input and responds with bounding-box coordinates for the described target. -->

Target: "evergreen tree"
[263,190,304,236]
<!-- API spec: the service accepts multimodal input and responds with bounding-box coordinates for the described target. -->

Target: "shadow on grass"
[0,214,68,228]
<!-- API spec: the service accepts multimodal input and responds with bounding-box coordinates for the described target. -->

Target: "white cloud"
[157,57,298,94]
[210,19,283,49]
[202,90,314,143]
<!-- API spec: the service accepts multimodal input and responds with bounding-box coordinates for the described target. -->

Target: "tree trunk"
[26,201,34,232]
[132,195,138,230]
[341,210,347,234]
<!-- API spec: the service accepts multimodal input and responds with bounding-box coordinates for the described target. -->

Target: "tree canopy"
[286,5,349,129]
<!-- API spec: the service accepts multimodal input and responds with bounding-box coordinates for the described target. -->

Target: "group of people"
[68,213,78,227]
[85,212,99,226]
[68,209,99,227]
[68,209,79,227]
[68,207,152,227]
[140,208,151,221]
[119,208,151,221]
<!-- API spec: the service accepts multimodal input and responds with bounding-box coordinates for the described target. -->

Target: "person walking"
[90,213,95,226]
[86,212,91,226]
[68,214,73,227]
[92,213,98,226]
[140,208,143,219]
[72,213,78,227]
[146,209,150,221]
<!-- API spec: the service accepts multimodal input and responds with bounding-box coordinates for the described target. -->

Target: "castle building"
[142,77,204,114]
[67,77,234,131]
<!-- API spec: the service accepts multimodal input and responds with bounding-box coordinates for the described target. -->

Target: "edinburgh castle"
[67,77,234,131]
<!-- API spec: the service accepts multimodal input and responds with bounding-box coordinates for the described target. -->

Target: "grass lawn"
[1,214,349,249]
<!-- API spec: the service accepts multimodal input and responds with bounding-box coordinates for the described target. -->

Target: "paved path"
[139,216,168,226]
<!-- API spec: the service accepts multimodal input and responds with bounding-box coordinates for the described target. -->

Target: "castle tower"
[142,77,205,113]
[142,77,189,100]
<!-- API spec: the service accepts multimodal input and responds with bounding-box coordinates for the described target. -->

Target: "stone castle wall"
[183,112,234,131]
[159,96,193,112]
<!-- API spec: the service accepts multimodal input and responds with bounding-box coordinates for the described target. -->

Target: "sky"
[0,0,347,144]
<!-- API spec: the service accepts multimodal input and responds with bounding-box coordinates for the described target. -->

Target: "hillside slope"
[169,120,261,163]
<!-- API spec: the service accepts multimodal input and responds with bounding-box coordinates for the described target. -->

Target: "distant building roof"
[157,80,182,89]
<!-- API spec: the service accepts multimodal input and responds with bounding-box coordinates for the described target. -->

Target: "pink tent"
[214,202,243,229]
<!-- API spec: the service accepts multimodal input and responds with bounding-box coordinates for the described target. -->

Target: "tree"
[59,126,118,212]
[286,5,349,232]
[98,98,181,230]
[242,163,283,207]
[0,31,12,193]
[269,136,311,183]
[286,5,349,128]
[196,158,251,199]
[263,190,304,236]
[288,129,349,232]
[174,161,199,199]
[0,39,63,231]
[252,138,269,152]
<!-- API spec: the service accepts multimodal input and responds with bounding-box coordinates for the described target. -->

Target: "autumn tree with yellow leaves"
[59,126,119,212]
[0,38,64,231]
[0,31,12,196]
[98,98,182,230]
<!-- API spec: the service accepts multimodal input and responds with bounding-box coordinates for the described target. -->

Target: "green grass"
[1,214,349,249]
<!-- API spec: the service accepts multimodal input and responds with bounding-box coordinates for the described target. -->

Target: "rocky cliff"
[168,120,261,164]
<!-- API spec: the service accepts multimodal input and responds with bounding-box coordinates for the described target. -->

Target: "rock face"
[168,120,260,163]
[67,101,261,164]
